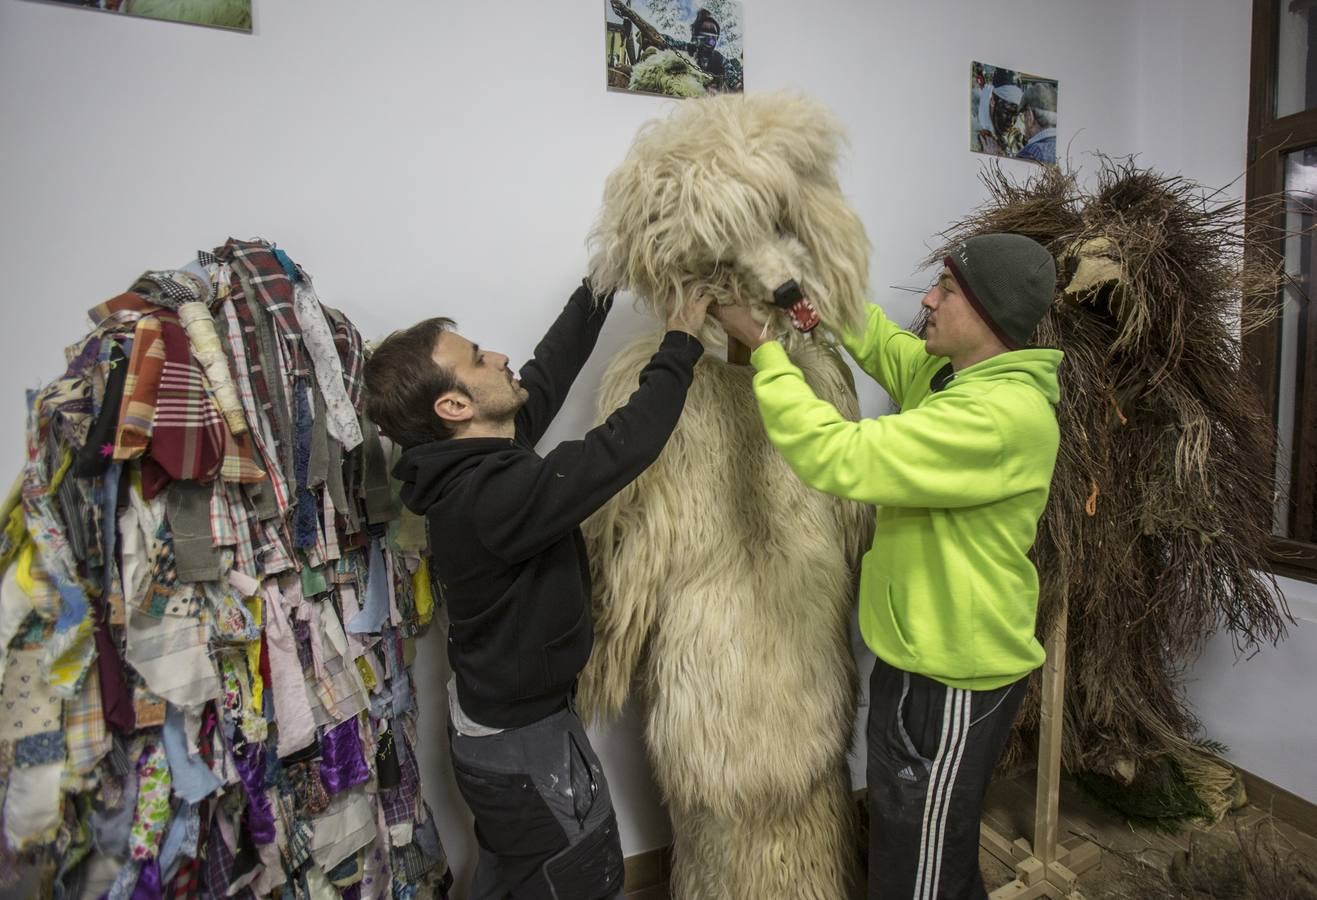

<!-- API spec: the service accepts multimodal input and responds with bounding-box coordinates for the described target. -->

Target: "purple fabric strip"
[319,718,370,795]
[231,740,277,845]
[129,859,161,900]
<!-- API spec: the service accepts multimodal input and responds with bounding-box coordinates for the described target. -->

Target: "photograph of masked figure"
[971,61,1058,165]
[605,0,745,98]
[28,0,251,31]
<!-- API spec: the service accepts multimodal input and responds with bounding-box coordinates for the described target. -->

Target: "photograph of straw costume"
[606,0,744,98]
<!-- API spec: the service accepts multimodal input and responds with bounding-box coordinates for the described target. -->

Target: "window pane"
[1277,0,1317,117]
[1276,147,1317,536]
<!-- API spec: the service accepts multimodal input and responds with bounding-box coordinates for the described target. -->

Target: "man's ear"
[434,390,473,425]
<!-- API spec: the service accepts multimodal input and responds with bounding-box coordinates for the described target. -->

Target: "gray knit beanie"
[943,233,1056,349]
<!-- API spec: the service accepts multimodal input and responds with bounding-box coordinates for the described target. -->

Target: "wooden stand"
[980,597,1101,899]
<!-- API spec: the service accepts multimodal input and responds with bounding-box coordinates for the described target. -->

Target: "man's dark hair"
[691,9,719,36]
[363,317,467,448]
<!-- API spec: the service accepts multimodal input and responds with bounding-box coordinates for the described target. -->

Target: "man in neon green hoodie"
[714,233,1061,900]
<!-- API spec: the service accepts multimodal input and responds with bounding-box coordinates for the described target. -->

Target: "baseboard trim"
[1239,767,1317,839]
[623,844,671,898]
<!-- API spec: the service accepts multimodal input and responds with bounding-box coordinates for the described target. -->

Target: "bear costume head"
[589,92,870,347]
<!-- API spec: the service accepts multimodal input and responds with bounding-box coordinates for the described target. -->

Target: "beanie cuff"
[943,255,1023,351]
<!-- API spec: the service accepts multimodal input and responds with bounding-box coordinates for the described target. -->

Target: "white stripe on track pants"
[865,656,1027,900]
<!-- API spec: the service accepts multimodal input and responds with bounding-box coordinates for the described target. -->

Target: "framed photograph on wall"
[27,0,252,33]
[971,61,1058,165]
[606,0,744,98]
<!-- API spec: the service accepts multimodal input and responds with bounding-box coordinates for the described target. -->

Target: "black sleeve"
[476,332,704,563]
[514,281,614,447]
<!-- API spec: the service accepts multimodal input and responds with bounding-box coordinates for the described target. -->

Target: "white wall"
[1186,579,1317,804]
[1133,0,1253,189]
[8,0,1305,896]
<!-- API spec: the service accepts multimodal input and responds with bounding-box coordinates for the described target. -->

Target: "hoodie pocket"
[882,584,918,662]
[542,603,591,691]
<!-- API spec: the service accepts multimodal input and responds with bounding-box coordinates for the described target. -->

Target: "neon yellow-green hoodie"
[751,304,1062,690]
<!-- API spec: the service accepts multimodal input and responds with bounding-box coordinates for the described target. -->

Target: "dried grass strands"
[934,158,1292,823]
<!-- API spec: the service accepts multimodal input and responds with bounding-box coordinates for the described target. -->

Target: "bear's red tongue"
[773,280,820,333]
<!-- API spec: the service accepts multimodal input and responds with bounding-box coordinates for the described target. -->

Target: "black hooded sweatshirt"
[394,284,704,728]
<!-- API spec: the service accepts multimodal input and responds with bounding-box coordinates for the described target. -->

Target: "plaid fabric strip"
[198,298,263,480]
[213,287,255,422]
[209,482,258,577]
[238,282,298,515]
[200,810,241,900]
[114,315,166,459]
[129,270,208,309]
[219,299,290,514]
[208,479,238,550]
[220,430,265,484]
[234,516,260,580]
[87,292,155,331]
[216,240,306,376]
[257,517,294,577]
[392,840,441,885]
[286,816,313,872]
[321,305,364,410]
[152,315,226,482]
[375,784,412,831]
[223,282,279,457]
[65,665,111,774]
[378,728,420,828]
[169,856,200,900]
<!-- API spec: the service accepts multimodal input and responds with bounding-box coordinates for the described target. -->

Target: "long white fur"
[588,92,870,345]
[582,340,872,898]
[580,92,875,898]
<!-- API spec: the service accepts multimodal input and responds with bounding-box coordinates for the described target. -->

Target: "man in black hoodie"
[364,281,709,899]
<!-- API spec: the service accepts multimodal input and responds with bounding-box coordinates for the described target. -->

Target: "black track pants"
[866,656,1027,900]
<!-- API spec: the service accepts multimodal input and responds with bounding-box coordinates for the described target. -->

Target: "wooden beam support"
[982,595,1101,899]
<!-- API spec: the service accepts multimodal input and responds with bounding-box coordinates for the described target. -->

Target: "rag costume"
[0,239,452,899]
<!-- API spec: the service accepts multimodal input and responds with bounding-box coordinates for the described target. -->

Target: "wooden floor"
[980,770,1317,898]
[622,770,1317,898]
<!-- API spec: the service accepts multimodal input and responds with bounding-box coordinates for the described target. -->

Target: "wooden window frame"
[1247,0,1317,581]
